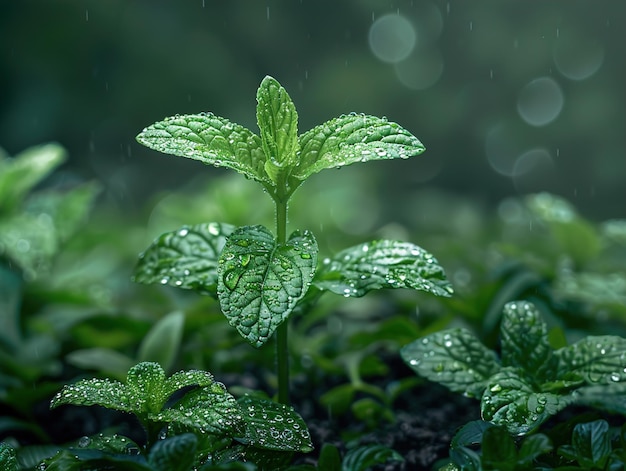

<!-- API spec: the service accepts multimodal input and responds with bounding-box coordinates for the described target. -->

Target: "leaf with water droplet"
[133,222,235,297]
[481,368,568,435]
[293,114,425,181]
[401,328,500,399]
[314,239,452,298]
[256,76,300,185]
[217,225,317,347]
[556,335,626,384]
[501,301,557,382]
[237,395,313,452]
[136,113,269,185]
[148,433,197,471]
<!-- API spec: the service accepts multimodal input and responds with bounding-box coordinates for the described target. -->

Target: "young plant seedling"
[49,361,311,469]
[401,300,626,435]
[134,75,452,405]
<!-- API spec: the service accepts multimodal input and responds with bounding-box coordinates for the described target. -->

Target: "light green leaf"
[237,395,313,452]
[481,368,569,435]
[556,335,626,384]
[400,328,500,398]
[294,113,424,181]
[136,113,268,184]
[149,434,197,471]
[217,225,317,347]
[65,348,135,380]
[256,76,299,183]
[0,143,66,213]
[133,222,235,296]
[500,301,557,382]
[126,362,167,414]
[158,386,244,437]
[50,376,134,413]
[314,240,452,298]
[137,311,185,373]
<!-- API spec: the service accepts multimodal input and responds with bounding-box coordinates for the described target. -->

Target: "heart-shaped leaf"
[314,239,452,298]
[133,222,234,296]
[294,113,425,181]
[136,113,268,185]
[217,225,317,347]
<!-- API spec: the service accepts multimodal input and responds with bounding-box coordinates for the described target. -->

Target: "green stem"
[274,198,290,405]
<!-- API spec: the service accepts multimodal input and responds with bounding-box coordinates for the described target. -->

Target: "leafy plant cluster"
[1,76,626,470]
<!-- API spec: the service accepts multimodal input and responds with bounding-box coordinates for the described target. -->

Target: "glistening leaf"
[556,335,626,384]
[401,328,500,399]
[314,240,452,298]
[50,377,135,413]
[256,76,299,183]
[481,368,569,435]
[569,420,612,467]
[500,301,557,382]
[148,434,197,471]
[238,395,313,452]
[133,222,235,296]
[136,113,268,185]
[294,113,425,181]
[217,225,317,347]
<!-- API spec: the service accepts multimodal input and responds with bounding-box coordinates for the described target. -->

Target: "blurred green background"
[1,0,624,220]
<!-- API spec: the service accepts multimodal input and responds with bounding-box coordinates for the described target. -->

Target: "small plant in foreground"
[133,75,452,405]
[47,361,311,469]
[401,300,626,435]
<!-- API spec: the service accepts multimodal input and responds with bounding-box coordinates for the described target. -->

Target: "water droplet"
[490,384,502,393]
[178,228,189,237]
[223,269,242,290]
[78,436,91,448]
[239,254,251,267]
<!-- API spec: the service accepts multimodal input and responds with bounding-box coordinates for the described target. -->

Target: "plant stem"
[275,198,290,405]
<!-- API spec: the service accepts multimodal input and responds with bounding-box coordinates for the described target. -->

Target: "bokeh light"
[394,48,444,90]
[368,13,416,63]
[517,77,564,127]
[553,38,604,81]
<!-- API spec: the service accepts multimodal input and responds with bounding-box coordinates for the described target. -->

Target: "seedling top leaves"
[137,76,425,201]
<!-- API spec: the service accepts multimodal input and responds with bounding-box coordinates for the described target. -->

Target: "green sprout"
[134,76,452,405]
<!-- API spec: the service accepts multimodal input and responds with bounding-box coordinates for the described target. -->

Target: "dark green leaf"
[295,114,425,181]
[237,395,313,452]
[570,420,612,467]
[401,328,500,398]
[556,336,626,384]
[137,311,185,373]
[136,113,268,185]
[134,222,235,296]
[256,76,300,184]
[517,434,553,465]
[314,239,452,298]
[450,420,497,449]
[217,225,317,347]
[162,369,218,398]
[148,433,197,471]
[341,444,403,471]
[317,443,341,471]
[481,426,517,471]
[500,301,557,382]
[481,368,570,435]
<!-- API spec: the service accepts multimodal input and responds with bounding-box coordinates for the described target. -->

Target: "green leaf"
[217,225,317,347]
[0,143,66,213]
[158,382,244,437]
[341,444,403,471]
[556,336,626,384]
[481,368,570,435]
[256,76,300,183]
[401,328,500,398]
[317,443,341,471]
[0,442,18,471]
[65,347,135,379]
[136,113,268,185]
[237,395,313,452]
[134,223,235,296]
[294,113,425,181]
[517,434,553,465]
[126,362,168,414]
[162,369,218,398]
[500,301,557,382]
[314,239,452,298]
[481,426,517,471]
[50,376,134,413]
[569,420,611,468]
[148,434,197,471]
[137,311,185,373]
